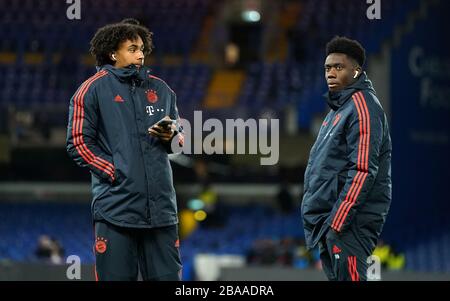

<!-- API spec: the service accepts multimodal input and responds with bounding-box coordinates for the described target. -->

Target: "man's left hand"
[148,117,176,142]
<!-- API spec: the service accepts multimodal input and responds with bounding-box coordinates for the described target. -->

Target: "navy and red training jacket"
[66,64,182,228]
[301,72,392,249]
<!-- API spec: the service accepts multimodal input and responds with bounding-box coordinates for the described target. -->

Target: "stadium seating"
[0,0,423,129]
[237,0,422,128]
[0,0,209,55]
[238,60,326,127]
[1,202,449,275]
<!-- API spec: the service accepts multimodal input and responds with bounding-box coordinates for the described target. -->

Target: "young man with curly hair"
[66,19,183,281]
[301,36,392,281]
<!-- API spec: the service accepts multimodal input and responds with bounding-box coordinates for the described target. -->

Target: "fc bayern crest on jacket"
[146,89,158,103]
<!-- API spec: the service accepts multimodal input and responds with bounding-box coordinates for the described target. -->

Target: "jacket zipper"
[130,79,152,221]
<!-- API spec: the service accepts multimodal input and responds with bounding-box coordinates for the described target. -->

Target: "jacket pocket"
[112,168,126,187]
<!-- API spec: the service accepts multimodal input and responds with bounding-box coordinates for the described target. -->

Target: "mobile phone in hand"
[153,118,176,131]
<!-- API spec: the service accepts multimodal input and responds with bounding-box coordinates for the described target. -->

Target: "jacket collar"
[97,64,149,84]
[324,71,376,111]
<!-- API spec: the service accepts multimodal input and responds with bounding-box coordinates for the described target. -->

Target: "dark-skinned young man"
[301,36,392,281]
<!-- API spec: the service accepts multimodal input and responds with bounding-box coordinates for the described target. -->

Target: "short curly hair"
[90,18,154,66]
[326,36,366,67]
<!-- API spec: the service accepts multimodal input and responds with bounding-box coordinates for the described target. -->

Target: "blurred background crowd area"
[0,0,449,280]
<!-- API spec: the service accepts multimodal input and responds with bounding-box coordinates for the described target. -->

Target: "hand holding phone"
[148,116,176,142]
[155,118,176,130]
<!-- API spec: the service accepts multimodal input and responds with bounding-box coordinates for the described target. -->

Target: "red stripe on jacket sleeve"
[331,92,370,231]
[71,70,115,180]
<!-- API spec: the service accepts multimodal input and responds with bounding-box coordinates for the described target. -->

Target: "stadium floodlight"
[241,10,260,22]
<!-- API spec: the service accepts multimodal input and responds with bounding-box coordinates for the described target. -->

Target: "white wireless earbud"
[112,54,116,61]
[353,71,359,78]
